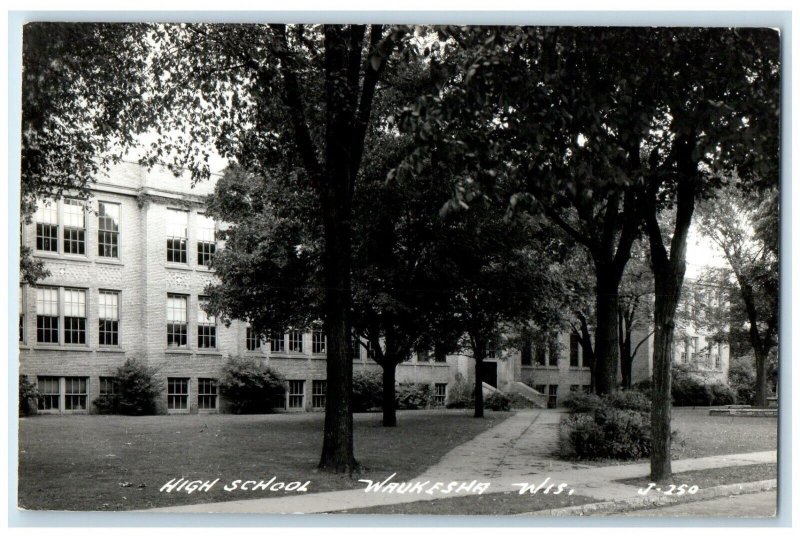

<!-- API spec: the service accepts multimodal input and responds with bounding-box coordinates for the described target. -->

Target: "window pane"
[198,378,218,410]
[32,200,59,252]
[167,294,188,347]
[98,202,120,258]
[36,288,58,316]
[197,214,215,242]
[288,380,305,409]
[288,330,303,353]
[63,289,86,317]
[166,210,188,263]
[64,377,88,410]
[99,291,120,346]
[38,376,60,410]
[63,199,85,228]
[167,295,187,322]
[167,377,189,410]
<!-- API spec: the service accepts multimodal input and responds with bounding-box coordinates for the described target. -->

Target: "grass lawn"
[615,463,778,490]
[670,407,778,459]
[18,409,511,511]
[334,491,598,515]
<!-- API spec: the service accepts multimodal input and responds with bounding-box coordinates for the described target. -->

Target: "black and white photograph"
[10,11,785,524]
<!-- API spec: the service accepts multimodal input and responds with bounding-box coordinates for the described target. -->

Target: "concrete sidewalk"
[144,409,777,514]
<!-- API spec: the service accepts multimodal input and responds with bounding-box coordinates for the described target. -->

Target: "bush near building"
[728,355,756,405]
[559,390,652,461]
[218,357,286,414]
[633,365,737,406]
[95,358,164,415]
[19,375,40,417]
[352,370,383,412]
[485,392,512,411]
[396,383,432,410]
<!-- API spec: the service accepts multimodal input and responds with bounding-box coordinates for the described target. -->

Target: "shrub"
[445,373,474,409]
[93,393,120,415]
[219,357,286,414]
[728,355,756,405]
[111,358,163,415]
[707,382,736,406]
[19,375,40,417]
[352,370,383,412]
[632,379,652,399]
[605,390,651,413]
[560,407,652,460]
[485,391,512,411]
[562,391,602,413]
[671,369,710,406]
[397,383,432,410]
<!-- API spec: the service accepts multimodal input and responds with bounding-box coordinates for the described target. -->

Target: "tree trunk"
[619,315,633,389]
[594,268,621,395]
[645,131,697,482]
[381,362,398,427]
[649,277,679,481]
[318,210,358,472]
[473,340,486,418]
[754,347,769,408]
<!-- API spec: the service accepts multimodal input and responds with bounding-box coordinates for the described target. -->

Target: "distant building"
[626,280,731,385]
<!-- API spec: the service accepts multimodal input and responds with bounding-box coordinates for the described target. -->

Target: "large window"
[288,380,305,409]
[98,290,120,346]
[36,287,59,344]
[63,288,86,344]
[197,297,216,349]
[35,201,58,252]
[270,332,285,353]
[312,380,326,408]
[569,333,580,367]
[98,202,120,258]
[167,377,189,411]
[197,214,216,267]
[64,377,88,410]
[167,294,188,348]
[38,376,60,410]
[434,383,447,406]
[715,344,722,370]
[198,378,218,410]
[246,326,261,351]
[312,329,326,354]
[288,330,303,353]
[166,209,188,263]
[63,199,86,255]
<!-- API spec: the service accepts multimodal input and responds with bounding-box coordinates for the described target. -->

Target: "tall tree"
[147,23,414,472]
[429,199,570,418]
[633,28,779,480]
[25,22,416,472]
[398,27,647,395]
[696,188,779,406]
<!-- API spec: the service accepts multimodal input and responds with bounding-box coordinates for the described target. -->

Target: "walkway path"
[145,409,777,514]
